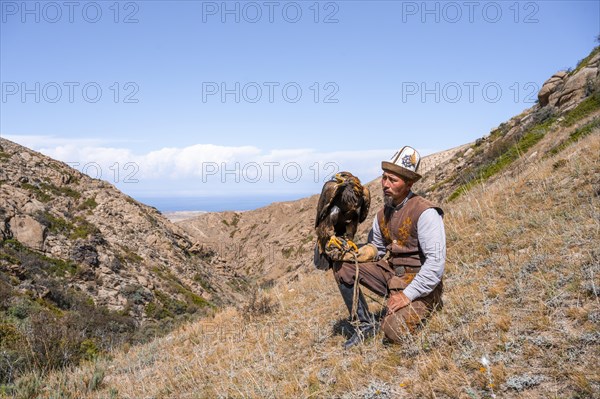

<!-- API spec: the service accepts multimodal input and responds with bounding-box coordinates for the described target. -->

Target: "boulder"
[553,67,598,111]
[70,243,100,267]
[9,214,46,250]
[538,72,567,107]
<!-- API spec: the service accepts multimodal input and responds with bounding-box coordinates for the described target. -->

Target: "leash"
[350,253,360,325]
[338,242,361,325]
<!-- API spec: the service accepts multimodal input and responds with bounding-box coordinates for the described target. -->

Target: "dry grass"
[7,132,600,399]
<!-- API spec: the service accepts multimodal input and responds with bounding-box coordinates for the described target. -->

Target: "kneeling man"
[334,146,446,349]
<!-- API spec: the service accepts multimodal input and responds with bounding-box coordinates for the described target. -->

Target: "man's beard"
[383,195,395,222]
[384,195,394,208]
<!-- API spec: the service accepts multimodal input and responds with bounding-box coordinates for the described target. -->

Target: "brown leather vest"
[377,194,443,268]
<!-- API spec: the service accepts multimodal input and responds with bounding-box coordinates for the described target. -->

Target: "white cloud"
[3,135,438,197]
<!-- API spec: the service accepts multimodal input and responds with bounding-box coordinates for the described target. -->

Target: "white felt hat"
[381,146,422,182]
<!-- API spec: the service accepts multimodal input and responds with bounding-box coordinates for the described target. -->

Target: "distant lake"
[135,194,312,213]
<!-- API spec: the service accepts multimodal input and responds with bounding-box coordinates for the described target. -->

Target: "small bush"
[35,211,73,235]
[20,183,52,202]
[243,288,279,319]
[39,182,81,200]
[78,197,98,211]
[69,218,100,240]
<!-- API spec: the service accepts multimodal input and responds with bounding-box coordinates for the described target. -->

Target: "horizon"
[140,193,316,213]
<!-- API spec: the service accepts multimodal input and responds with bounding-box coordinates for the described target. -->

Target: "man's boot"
[338,282,378,349]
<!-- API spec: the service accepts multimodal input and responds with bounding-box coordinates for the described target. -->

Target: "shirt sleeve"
[367,217,387,259]
[402,208,446,301]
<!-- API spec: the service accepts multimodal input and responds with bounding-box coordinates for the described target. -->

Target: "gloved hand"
[341,243,378,263]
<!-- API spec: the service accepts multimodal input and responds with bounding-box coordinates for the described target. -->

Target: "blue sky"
[1,0,599,210]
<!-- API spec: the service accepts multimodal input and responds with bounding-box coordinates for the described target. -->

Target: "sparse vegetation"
[70,217,100,240]
[39,182,81,200]
[448,121,550,201]
[118,245,143,264]
[572,45,600,75]
[547,117,600,156]
[20,181,82,203]
[242,288,279,319]
[1,46,599,397]
[0,240,137,387]
[562,90,600,126]
[21,183,53,202]
[193,272,213,291]
[78,197,98,211]
[151,267,214,314]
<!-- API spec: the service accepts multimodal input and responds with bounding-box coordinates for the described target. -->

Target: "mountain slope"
[0,140,246,383]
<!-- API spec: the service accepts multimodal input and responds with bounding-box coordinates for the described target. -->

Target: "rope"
[337,240,361,326]
[350,253,360,325]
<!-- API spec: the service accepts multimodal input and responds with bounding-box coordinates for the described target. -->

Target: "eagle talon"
[346,240,359,253]
[326,236,344,250]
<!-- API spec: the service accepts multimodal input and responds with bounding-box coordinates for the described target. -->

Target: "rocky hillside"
[0,140,247,383]
[421,47,600,204]
[0,139,248,311]
[178,48,600,288]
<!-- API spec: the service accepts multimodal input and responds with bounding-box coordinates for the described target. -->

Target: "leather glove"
[342,243,378,263]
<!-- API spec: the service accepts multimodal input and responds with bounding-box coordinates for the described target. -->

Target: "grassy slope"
[15,127,599,398]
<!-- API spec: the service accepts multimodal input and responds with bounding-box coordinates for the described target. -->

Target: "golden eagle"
[313,171,371,270]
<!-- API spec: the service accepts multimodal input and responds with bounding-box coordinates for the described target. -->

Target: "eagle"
[313,171,371,270]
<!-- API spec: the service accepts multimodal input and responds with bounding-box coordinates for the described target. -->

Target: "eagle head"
[333,171,355,184]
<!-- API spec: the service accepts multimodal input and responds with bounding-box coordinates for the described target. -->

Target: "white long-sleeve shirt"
[368,205,446,301]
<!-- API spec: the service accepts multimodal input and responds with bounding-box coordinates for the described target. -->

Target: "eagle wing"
[315,179,340,228]
[358,185,371,223]
[314,179,343,270]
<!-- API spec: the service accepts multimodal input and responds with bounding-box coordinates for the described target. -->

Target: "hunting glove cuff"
[342,243,378,263]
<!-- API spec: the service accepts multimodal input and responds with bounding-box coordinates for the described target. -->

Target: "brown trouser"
[333,259,443,343]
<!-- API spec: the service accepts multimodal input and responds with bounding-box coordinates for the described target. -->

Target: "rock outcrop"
[538,50,600,111]
[538,71,568,107]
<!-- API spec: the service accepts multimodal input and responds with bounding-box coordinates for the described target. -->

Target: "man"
[333,146,446,349]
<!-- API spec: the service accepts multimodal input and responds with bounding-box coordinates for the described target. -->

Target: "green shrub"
[69,218,100,240]
[39,182,81,200]
[80,339,100,361]
[20,183,52,202]
[35,211,73,235]
[78,197,98,211]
